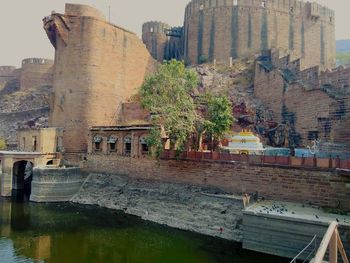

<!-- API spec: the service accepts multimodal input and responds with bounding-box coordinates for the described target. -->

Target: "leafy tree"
[140,60,199,153]
[336,52,350,66]
[199,93,234,150]
[0,138,7,150]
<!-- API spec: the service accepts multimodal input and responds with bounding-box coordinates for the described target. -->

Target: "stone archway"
[12,160,33,199]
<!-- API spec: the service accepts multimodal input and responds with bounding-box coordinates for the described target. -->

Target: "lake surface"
[0,197,286,263]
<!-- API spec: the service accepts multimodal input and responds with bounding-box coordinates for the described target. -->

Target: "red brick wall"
[83,155,350,211]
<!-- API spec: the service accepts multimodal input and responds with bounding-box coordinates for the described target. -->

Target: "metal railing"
[290,235,318,263]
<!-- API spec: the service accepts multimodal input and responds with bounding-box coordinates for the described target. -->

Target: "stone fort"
[0,58,53,93]
[0,1,344,156]
[142,0,335,69]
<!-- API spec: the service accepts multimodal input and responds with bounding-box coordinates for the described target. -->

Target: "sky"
[0,0,349,67]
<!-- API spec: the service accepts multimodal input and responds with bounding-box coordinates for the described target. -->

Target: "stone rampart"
[44,4,156,153]
[142,21,183,62]
[183,0,335,69]
[20,58,53,91]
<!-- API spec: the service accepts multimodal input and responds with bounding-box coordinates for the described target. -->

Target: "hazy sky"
[0,0,349,67]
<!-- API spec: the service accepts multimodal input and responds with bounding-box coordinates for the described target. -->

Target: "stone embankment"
[72,173,245,241]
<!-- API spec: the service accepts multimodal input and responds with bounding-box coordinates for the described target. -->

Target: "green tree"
[199,93,234,150]
[336,52,350,66]
[140,60,199,153]
[0,138,7,150]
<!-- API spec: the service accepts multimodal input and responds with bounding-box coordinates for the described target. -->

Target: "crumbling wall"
[254,50,350,147]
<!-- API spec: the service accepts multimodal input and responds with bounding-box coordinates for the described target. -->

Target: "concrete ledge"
[30,166,87,202]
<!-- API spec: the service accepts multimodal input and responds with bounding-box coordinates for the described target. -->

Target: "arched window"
[93,135,102,152]
[233,0,238,6]
[261,1,266,8]
[124,136,132,156]
[108,136,118,152]
[140,137,149,155]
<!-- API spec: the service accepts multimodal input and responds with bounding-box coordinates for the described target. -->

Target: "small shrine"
[224,130,264,155]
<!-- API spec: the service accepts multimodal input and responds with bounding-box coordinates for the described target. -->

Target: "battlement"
[0,66,16,76]
[185,0,334,22]
[142,21,171,34]
[65,3,105,20]
[22,58,54,66]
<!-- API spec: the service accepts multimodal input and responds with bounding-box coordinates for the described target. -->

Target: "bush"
[0,138,7,150]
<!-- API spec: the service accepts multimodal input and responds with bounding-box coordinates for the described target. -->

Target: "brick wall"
[83,154,350,211]
[254,53,350,146]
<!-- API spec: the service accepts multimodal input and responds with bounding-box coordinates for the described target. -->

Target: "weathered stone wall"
[142,22,170,62]
[142,21,183,62]
[0,66,16,91]
[44,4,156,153]
[19,58,53,91]
[82,155,350,211]
[72,173,244,241]
[183,0,335,69]
[31,167,88,202]
[118,102,150,124]
[254,52,350,146]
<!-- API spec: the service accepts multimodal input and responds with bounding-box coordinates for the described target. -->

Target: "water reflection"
[0,198,287,263]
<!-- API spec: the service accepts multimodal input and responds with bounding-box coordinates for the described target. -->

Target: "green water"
[0,198,286,263]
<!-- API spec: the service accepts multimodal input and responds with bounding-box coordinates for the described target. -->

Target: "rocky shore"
[71,173,245,241]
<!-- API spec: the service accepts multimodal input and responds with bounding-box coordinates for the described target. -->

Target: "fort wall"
[142,21,183,62]
[20,58,54,90]
[0,66,16,91]
[142,21,170,62]
[183,0,335,69]
[254,50,350,146]
[44,4,156,153]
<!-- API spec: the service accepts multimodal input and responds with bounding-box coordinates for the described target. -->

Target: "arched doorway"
[46,160,53,165]
[12,160,33,200]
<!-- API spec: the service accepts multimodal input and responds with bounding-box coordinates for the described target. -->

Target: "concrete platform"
[243,201,350,260]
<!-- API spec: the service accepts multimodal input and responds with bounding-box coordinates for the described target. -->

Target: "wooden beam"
[336,229,349,263]
[313,221,338,263]
[329,230,337,263]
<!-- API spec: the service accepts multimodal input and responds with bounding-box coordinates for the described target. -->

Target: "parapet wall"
[183,0,335,68]
[65,3,105,20]
[185,0,334,20]
[0,66,16,76]
[142,21,170,34]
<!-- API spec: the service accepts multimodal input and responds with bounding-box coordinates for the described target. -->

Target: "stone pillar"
[0,157,13,197]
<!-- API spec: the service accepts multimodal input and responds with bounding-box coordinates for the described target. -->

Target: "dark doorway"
[12,161,33,201]
[46,160,53,165]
